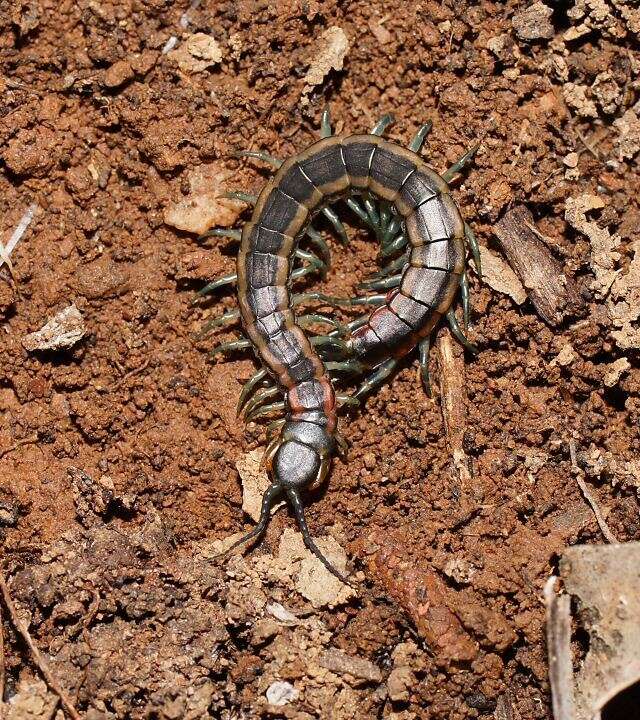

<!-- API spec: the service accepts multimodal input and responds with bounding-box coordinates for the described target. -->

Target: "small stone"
[251,618,279,646]
[266,680,298,707]
[73,257,129,299]
[563,152,579,168]
[103,59,134,88]
[22,304,86,352]
[387,666,414,702]
[512,2,554,41]
[0,501,18,527]
[164,163,246,235]
[550,343,576,368]
[613,110,640,161]
[318,648,383,684]
[603,357,630,387]
[363,452,376,470]
[171,33,223,73]
[563,83,598,119]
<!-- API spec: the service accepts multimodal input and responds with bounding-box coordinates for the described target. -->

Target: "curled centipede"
[196,110,482,582]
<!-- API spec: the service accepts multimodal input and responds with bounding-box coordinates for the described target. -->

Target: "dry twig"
[0,571,82,720]
[569,439,619,543]
[436,330,470,484]
[544,576,575,720]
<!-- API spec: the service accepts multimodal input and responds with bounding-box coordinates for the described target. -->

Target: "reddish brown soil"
[1,1,639,718]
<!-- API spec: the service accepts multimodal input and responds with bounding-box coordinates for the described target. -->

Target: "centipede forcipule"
[197,111,481,583]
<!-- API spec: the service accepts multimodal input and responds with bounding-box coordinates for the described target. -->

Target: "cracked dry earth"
[1,0,639,718]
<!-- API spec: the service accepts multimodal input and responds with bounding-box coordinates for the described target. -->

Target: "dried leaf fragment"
[565,194,620,298]
[303,27,349,94]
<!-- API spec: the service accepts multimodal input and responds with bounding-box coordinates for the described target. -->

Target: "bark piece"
[369,536,478,662]
[494,205,584,325]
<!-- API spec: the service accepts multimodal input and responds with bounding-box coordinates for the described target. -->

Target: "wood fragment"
[544,576,575,720]
[569,440,619,543]
[494,205,584,325]
[0,594,4,719]
[0,571,82,720]
[437,330,470,483]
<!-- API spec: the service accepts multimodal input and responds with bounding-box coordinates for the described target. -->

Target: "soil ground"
[1,1,639,718]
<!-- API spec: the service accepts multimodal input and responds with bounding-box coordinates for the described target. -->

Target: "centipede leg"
[409,121,433,153]
[460,269,471,331]
[380,233,408,258]
[368,250,409,280]
[464,223,482,278]
[218,482,283,558]
[245,401,286,422]
[292,292,386,309]
[242,386,281,421]
[195,310,241,340]
[237,367,270,415]
[195,273,238,299]
[211,336,251,358]
[325,359,366,375]
[295,248,327,275]
[446,308,478,353]
[418,336,432,396]
[297,313,343,332]
[320,108,332,138]
[370,114,394,136]
[357,273,401,292]
[310,335,353,360]
[198,228,242,241]
[234,150,282,169]
[353,357,398,400]
[224,190,258,205]
[322,205,349,245]
[441,143,480,183]
[305,226,332,266]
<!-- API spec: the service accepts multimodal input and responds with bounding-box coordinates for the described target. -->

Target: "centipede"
[196,110,482,583]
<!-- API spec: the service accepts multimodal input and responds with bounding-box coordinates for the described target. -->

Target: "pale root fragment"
[478,246,526,304]
[164,163,246,235]
[302,27,349,95]
[22,304,86,352]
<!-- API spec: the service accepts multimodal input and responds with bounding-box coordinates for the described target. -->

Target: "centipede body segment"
[200,113,480,582]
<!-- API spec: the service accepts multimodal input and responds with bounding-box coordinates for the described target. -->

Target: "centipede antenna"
[218,483,283,559]
[285,487,355,589]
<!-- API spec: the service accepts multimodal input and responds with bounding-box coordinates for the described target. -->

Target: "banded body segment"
[368,144,417,202]
[253,184,310,237]
[296,137,350,197]
[341,135,379,190]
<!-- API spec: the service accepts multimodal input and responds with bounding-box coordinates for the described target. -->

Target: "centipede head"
[221,421,354,588]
